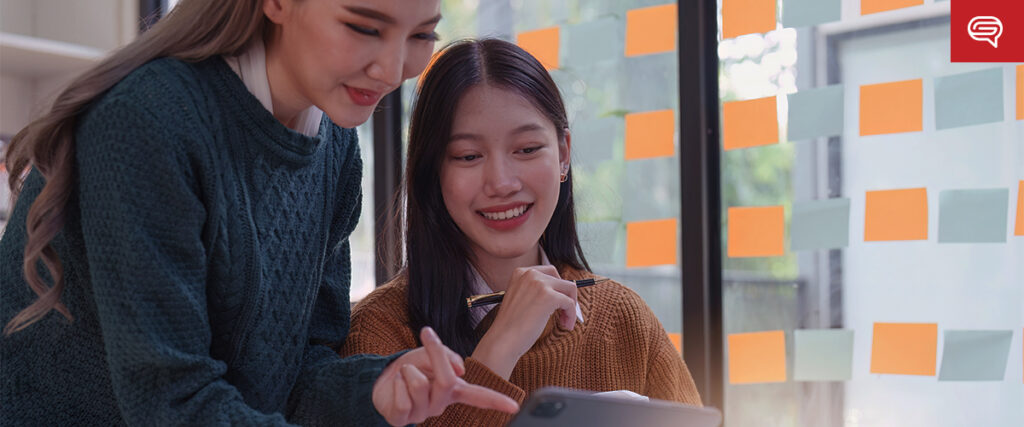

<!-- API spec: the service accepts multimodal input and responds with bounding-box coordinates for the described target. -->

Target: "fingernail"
[423,326,438,341]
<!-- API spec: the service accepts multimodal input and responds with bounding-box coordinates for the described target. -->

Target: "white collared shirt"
[223,39,324,137]
[468,247,585,328]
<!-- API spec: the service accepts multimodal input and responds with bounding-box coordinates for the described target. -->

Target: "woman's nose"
[482,157,522,198]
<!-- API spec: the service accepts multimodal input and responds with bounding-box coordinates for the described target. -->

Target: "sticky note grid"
[723,183,1020,260]
[722,67,1014,153]
[728,326,1019,385]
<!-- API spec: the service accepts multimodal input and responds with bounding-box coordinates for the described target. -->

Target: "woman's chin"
[322,106,375,129]
[476,241,540,262]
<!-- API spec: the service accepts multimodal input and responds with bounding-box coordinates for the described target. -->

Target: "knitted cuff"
[463,357,528,403]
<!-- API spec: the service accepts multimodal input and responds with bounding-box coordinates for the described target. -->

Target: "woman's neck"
[472,245,543,293]
[264,37,309,130]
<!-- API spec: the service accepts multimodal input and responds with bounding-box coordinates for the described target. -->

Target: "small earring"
[559,165,569,183]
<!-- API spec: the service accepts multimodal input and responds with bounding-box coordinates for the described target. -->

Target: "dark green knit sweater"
[0,57,396,426]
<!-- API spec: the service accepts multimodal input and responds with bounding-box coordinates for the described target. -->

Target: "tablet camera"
[530,399,565,418]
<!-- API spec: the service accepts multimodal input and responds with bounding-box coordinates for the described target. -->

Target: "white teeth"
[481,205,528,221]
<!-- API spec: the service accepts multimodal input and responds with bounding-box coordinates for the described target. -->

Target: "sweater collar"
[207,55,330,164]
[223,39,324,138]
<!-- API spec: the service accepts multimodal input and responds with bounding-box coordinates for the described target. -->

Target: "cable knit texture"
[0,56,396,426]
[341,267,703,426]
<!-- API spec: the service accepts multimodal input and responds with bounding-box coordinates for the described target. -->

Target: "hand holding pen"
[468,266,584,380]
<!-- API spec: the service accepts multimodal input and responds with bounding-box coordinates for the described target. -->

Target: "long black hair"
[397,39,590,357]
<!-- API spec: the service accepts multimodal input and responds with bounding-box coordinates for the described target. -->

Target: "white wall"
[839,22,1023,427]
[0,0,136,135]
[1,0,135,50]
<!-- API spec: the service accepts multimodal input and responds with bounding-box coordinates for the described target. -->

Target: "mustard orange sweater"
[340,268,702,426]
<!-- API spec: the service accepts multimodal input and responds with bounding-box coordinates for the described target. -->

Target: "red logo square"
[951,0,1024,62]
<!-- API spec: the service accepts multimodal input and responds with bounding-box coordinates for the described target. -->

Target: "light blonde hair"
[4,0,270,335]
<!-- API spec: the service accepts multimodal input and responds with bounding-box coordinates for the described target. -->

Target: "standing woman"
[0,1,516,425]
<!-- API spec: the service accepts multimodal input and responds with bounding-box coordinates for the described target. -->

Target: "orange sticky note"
[865,188,928,241]
[728,330,787,384]
[860,79,923,136]
[625,110,675,160]
[1016,181,1024,236]
[626,218,677,267]
[668,332,682,354]
[862,0,924,15]
[1016,65,1023,120]
[722,96,778,150]
[870,323,937,376]
[517,27,559,70]
[722,0,776,39]
[727,206,785,258]
[625,4,677,56]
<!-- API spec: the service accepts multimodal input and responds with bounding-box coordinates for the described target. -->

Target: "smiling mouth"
[345,85,382,106]
[478,204,532,221]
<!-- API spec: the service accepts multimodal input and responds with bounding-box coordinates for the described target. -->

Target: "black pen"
[465,278,610,309]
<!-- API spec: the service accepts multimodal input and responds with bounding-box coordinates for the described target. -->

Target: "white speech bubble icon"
[968,16,1003,48]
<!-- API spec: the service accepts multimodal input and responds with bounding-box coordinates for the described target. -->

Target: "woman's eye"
[457,154,479,162]
[414,32,440,41]
[520,146,542,154]
[346,23,380,37]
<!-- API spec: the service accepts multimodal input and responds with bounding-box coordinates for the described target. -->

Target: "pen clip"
[466,291,505,309]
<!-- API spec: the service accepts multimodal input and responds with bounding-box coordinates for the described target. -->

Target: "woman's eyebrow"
[448,132,481,143]
[449,123,544,143]
[344,6,395,24]
[509,123,544,136]
[420,14,442,27]
[343,6,442,27]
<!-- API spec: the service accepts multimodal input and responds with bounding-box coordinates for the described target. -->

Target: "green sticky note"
[623,157,679,222]
[794,329,854,381]
[782,0,841,28]
[938,188,1009,243]
[787,85,844,141]
[938,330,1012,381]
[565,16,623,68]
[791,198,850,251]
[573,117,622,166]
[623,53,677,112]
[578,221,625,267]
[934,68,1004,130]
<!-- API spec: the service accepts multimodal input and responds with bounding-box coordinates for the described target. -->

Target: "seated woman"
[341,38,701,425]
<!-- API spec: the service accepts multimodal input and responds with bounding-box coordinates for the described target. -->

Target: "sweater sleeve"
[77,95,290,425]
[418,358,527,427]
[340,286,527,427]
[286,132,402,426]
[286,241,401,427]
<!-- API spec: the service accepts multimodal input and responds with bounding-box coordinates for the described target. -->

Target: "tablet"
[507,387,722,427]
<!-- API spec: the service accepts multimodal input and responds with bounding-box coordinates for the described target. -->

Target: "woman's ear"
[559,129,572,171]
[263,0,292,25]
